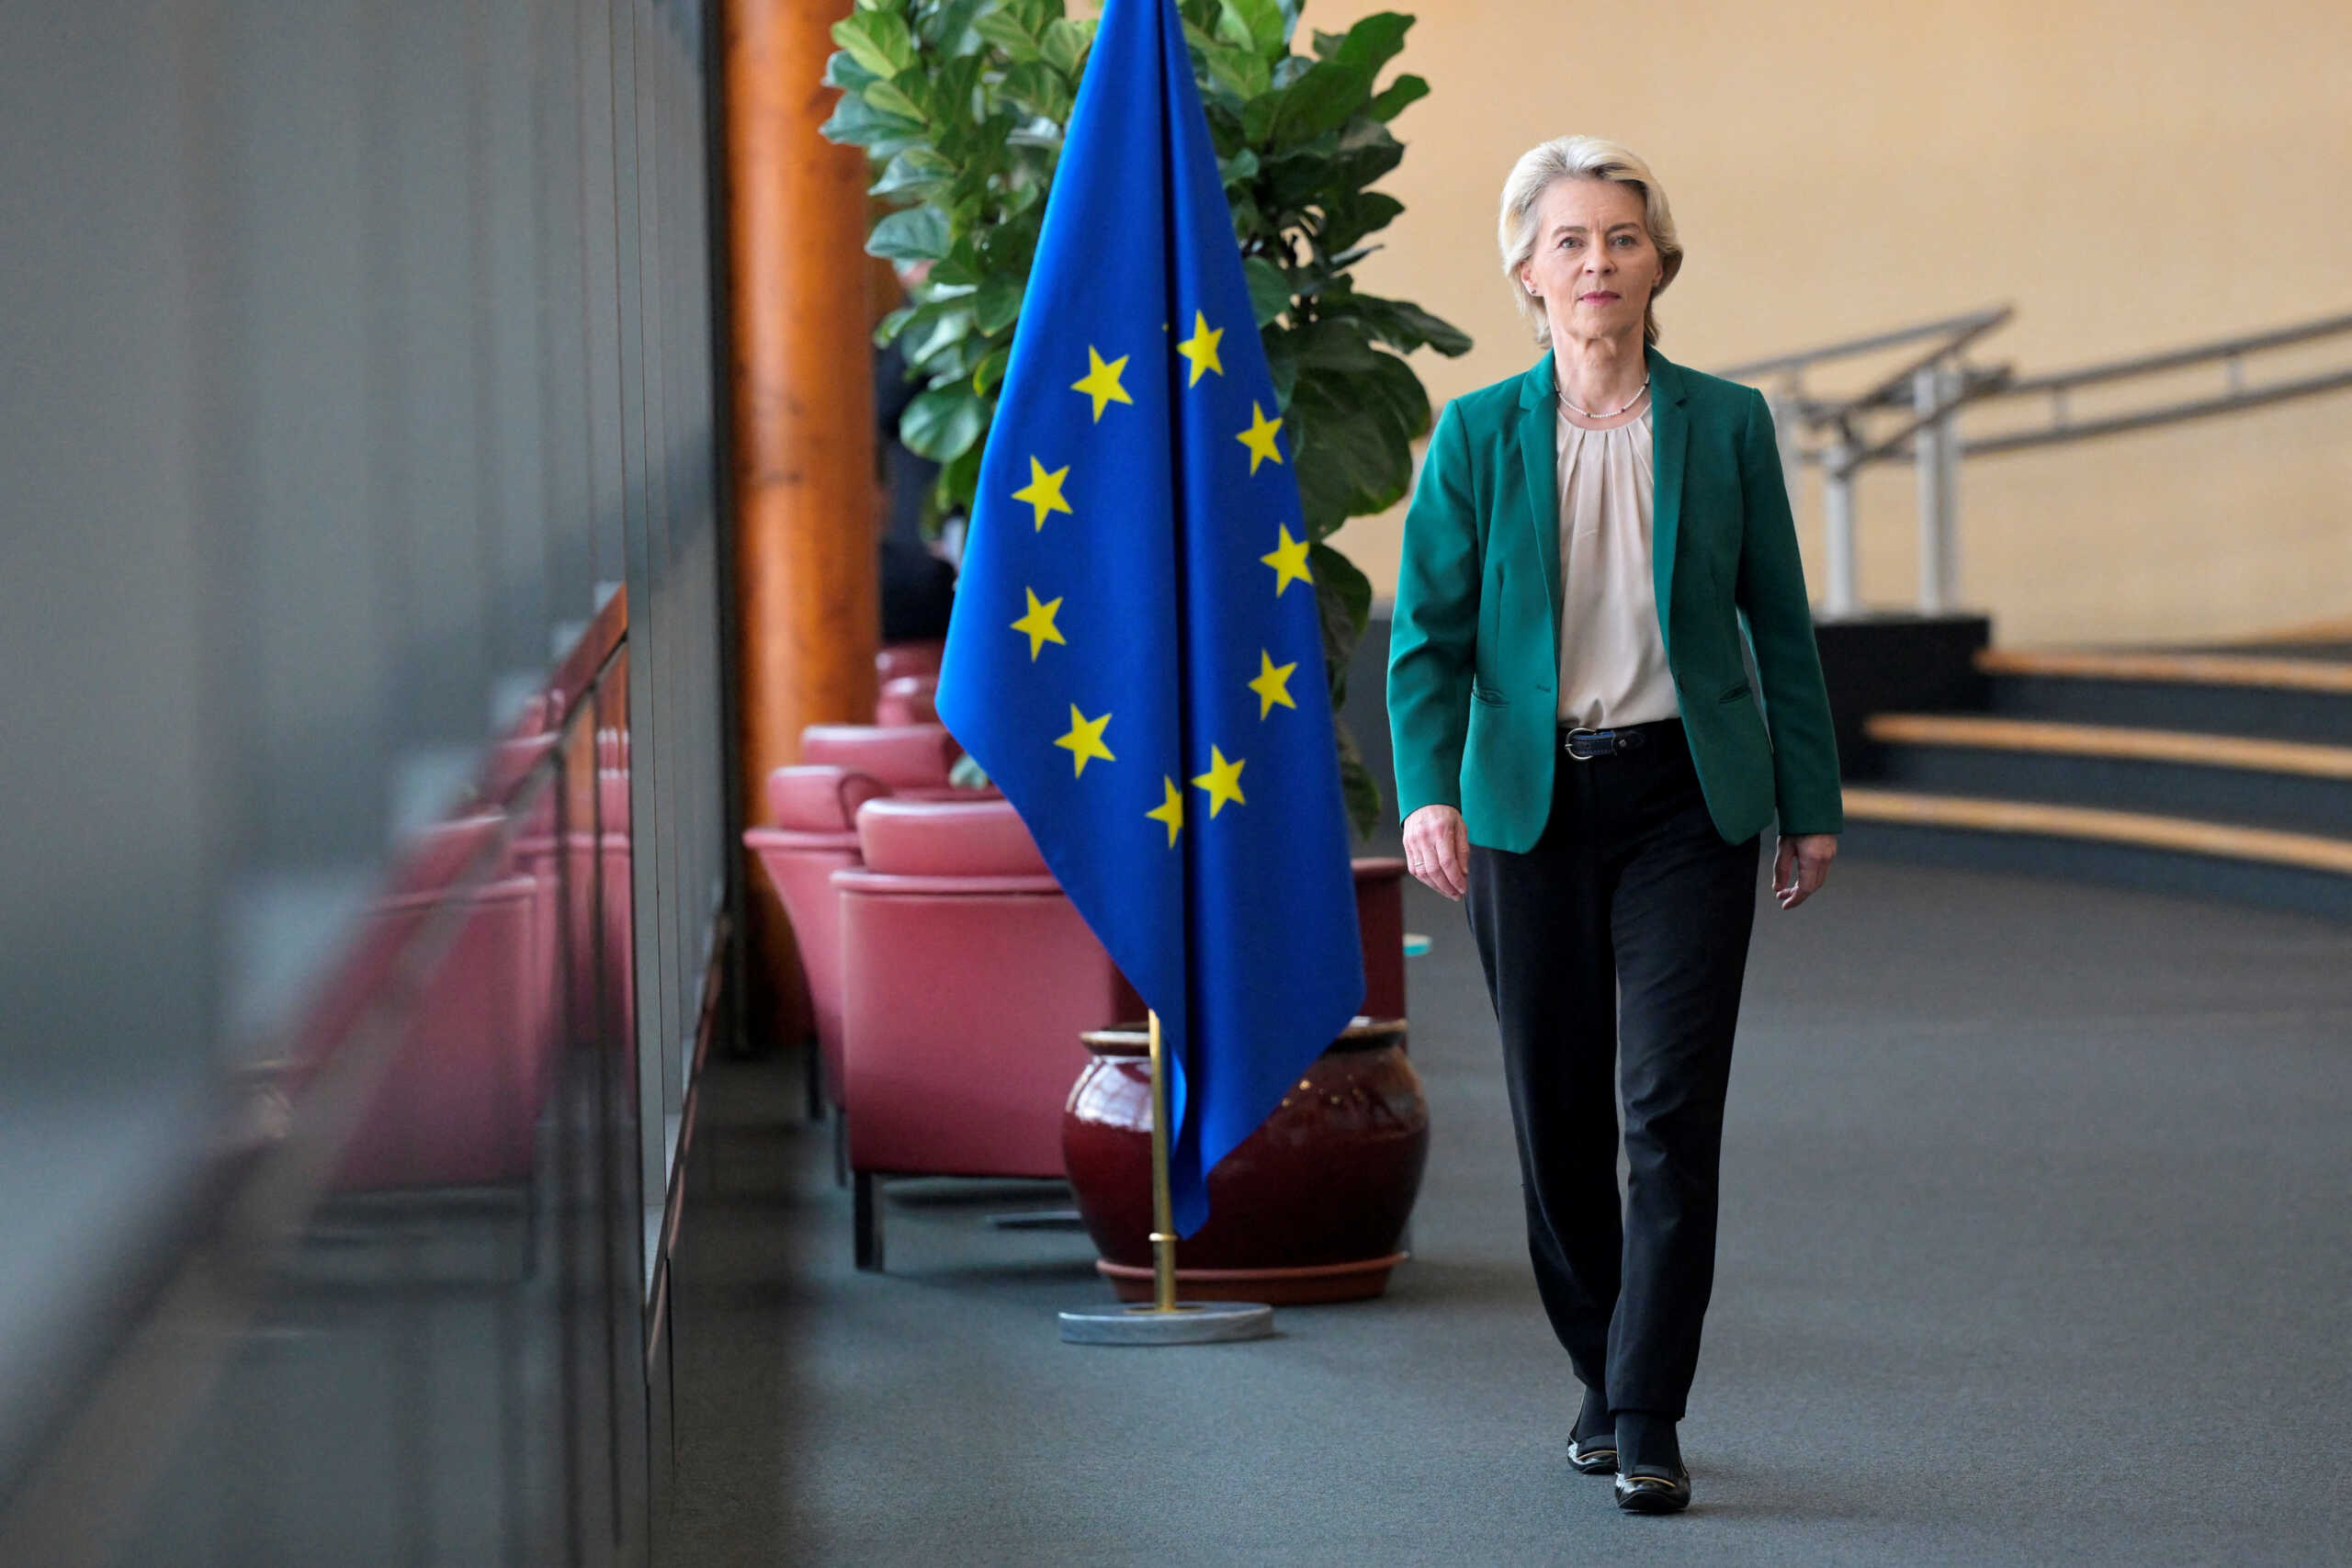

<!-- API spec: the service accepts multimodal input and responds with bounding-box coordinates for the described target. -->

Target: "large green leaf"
[938,438,987,515]
[1240,256,1289,326]
[1329,11,1414,77]
[862,75,928,124]
[820,92,926,154]
[1290,372,1414,533]
[927,0,991,51]
[902,302,975,371]
[1329,119,1406,191]
[1334,720,1384,840]
[1340,292,1474,357]
[866,204,952,262]
[870,147,953,200]
[1200,40,1272,101]
[831,9,916,79]
[1260,324,1301,411]
[1293,317,1381,374]
[1038,16,1091,76]
[1002,60,1074,121]
[970,345,1011,395]
[873,302,918,349]
[971,273,1023,334]
[1266,57,1373,143]
[901,384,989,462]
[823,51,881,95]
[1311,541,1374,680]
[1351,347,1433,442]
[1217,0,1286,56]
[1239,87,1284,146]
[1317,190,1404,256]
[1364,72,1429,121]
[972,10,1041,61]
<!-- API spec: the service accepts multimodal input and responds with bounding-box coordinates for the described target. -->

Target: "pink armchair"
[876,639,944,683]
[830,795,1141,1269]
[876,673,940,726]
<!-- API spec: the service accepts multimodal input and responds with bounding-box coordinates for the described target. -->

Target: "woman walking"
[1386,136,1843,1514]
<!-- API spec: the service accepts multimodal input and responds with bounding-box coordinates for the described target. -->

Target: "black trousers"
[1464,718,1760,1419]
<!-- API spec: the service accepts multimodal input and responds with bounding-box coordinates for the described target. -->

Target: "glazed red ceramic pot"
[1061,1018,1429,1304]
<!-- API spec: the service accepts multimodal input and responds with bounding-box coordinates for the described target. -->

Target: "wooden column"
[724,0,877,1049]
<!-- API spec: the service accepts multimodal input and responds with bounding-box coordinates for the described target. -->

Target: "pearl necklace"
[1556,371,1651,420]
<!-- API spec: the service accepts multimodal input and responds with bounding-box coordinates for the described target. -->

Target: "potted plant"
[821,0,1472,840]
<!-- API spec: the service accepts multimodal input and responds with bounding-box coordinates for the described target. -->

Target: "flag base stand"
[1057,1301,1273,1345]
[1057,1011,1274,1346]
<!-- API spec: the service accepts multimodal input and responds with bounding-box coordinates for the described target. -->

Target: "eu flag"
[933,0,1363,1236]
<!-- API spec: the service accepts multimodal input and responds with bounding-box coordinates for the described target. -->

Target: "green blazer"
[1386,344,1844,851]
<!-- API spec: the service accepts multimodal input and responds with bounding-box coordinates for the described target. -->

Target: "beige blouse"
[1555,401,1680,728]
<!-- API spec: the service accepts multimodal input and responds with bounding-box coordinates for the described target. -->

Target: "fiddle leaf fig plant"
[823,0,1471,838]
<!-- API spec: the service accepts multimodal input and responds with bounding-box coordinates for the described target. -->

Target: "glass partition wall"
[0,2,733,1563]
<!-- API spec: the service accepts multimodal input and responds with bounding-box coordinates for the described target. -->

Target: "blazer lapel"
[1645,343,1688,666]
[1515,352,1561,672]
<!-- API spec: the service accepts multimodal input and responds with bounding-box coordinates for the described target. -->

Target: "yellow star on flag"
[1055,705,1115,776]
[1069,346,1133,422]
[1191,745,1247,818]
[1176,310,1224,386]
[1248,649,1298,718]
[1011,588,1066,660]
[1012,457,1073,530]
[1260,525,1314,596]
[1236,401,1283,473]
[1146,776,1185,847]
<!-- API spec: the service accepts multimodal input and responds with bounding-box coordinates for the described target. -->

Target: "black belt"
[1558,718,1678,761]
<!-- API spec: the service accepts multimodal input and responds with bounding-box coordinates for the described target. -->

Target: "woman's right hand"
[1401,805,1471,901]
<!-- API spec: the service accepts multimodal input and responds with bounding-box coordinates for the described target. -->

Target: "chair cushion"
[765,764,890,831]
[854,796,1050,877]
[800,723,958,791]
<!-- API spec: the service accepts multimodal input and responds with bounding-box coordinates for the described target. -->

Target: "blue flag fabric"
[933,0,1364,1237]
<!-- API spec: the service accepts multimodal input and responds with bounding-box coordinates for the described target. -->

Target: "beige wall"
[1312,0,2352,645]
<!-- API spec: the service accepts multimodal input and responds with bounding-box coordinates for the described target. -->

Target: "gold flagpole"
[1146,1009,1180,1313]
[1059,1007,1270,1340]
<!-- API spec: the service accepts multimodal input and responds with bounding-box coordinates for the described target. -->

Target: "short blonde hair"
[1498,136,1684,348]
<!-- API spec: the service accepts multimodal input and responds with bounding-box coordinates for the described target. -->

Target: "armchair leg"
[854,1171,883,1272]
[832,1108,848,1188]
[803,1035,823,1121]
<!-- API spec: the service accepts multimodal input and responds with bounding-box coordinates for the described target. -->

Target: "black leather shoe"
[1612,1466,1691,1514]
[1566,1433,1617,1475]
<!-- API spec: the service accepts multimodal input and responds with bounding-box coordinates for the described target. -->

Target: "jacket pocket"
[1718,680,1753,704]
[1471,680,1509,706]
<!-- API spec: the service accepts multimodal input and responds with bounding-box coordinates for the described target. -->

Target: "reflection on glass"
[108,644,648,1567]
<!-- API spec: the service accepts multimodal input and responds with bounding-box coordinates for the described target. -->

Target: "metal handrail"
[1726,305,2352,618]
[1994,310,2352,396]
[1716,304,2013,383]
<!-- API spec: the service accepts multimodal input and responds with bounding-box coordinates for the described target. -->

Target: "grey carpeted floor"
[668,858,2352,1566]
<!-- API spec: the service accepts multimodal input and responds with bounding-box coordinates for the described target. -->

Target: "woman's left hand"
[1773,833,1837,909]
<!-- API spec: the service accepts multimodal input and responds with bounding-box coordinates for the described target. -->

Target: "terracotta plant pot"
[1061,1017,1429,1304]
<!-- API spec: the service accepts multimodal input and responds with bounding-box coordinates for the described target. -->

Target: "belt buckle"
[1565,727,1605,761]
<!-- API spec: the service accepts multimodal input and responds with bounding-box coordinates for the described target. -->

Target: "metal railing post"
[1770,386,1804,510]
[1914,362,1950,612]
[1823,434,1858,617]
[1935,363,1962,608]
